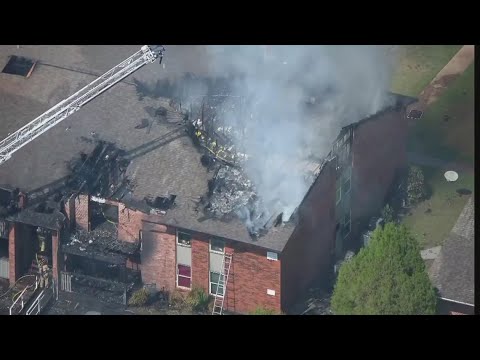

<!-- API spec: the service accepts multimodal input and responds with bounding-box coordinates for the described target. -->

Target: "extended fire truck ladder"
[0,45,165,166]
[212,253,233,315]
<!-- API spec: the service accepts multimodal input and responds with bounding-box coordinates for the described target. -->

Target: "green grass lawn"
[391,45,462,96]
[402,166,474,249]
[408,64,474,164]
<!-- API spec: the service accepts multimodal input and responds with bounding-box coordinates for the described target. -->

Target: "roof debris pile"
[205,165,255,218]
[64,224,139,264]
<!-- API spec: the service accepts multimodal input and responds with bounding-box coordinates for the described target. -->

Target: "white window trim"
[209,271,224,297]
[343,210,351,239]
[336,186,342,205]
[209,238,225,254]
[267,251,278,261]
[176,263,192,290]
[176,230,192,248]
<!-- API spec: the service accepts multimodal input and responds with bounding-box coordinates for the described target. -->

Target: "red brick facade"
[8,223,18,283]
[351,109,407,241]
[281,160,337,310]
[75,194,90,231]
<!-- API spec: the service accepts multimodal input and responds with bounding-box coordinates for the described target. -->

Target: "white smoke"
[201,46,394,231]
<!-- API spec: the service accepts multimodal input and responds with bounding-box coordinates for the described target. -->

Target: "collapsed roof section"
[63,225,139,265]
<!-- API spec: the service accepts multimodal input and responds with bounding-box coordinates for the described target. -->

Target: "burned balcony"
[63,227,139,265]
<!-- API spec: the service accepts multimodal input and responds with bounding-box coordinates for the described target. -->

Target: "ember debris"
[65,225,139,259]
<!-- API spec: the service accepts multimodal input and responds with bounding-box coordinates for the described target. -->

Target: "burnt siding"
[281,161,337,311]
[351,109,407,241]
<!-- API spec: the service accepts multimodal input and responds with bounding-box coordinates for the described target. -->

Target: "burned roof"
[429,196,475,306]
[0,46,416,252]
[7,207,65,230]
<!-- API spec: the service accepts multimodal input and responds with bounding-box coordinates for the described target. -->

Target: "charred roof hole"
[2,55,37,77]
[66,142,130,198]
[146,195,176,211]
[35,202,55,214]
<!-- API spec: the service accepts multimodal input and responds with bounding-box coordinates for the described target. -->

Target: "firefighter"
[38,258,51,288]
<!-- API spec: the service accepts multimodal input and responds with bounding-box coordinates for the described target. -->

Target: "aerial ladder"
[0,45,166,165]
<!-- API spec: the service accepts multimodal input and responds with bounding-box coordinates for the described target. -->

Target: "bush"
[249,307,278,315]
[331,223,437,315]
[169,289,187,308]
[381,204,395,223]
[128,288,149,307]
[186,287,211,312]
[406,166,426,206]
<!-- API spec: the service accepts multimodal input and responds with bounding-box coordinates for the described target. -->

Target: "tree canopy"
[331,223,436,315]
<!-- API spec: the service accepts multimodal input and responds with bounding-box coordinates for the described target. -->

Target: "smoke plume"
[203,46,395,230]
[138,46,395,234]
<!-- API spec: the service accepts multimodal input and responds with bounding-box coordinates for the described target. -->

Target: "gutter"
[439,297,474,307]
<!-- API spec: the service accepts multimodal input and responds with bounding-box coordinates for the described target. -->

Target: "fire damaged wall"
[350,108,408,243]
[280,160,337,311]
[140,222,176,289]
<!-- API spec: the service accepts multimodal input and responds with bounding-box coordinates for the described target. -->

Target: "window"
[342,177,351,195]
[210,272,224,296]
[210,238,225,253]
[177,264,191,289]
[336,183,342,205]
[342,167,352,195]
[342,211,351,239]
[177,231,191,247]
[267,252,278,261]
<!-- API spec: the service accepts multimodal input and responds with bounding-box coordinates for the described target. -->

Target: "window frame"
[176,263,192,290]
[342,210,351,239]
[267,251,278,261]
[176,231,192,247]
[209,271,224,297]
[209,238,225,254]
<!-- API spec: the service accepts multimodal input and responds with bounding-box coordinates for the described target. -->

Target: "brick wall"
[351,109,408,242]
[191,235,210,291]
[225,242,281,314]
[140,221,176,290]
[75,194,90,231]
[68,198,282,314]
[281,160,337,311]
[117,204,144,243]
[52,230,60,282]
[8,223,18,283]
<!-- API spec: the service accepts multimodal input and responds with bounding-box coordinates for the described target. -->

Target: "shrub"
[381,204,395,223]
[186,287,211,312]
[128,288,149,307]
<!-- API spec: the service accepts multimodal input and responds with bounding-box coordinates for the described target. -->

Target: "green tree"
[381,204,395,223]
[331,223,436,315]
